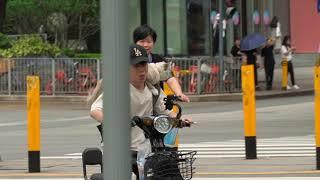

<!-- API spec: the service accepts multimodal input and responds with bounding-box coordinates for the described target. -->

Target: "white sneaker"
[286,85,291,90]
[293,85,300,89]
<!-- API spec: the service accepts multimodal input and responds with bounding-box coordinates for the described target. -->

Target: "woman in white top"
[281,35,300,90]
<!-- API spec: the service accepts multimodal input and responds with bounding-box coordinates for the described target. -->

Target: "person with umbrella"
[240,33,266,89]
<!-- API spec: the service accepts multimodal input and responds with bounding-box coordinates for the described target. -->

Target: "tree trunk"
[79,14,82,41]
[0,0,7,32]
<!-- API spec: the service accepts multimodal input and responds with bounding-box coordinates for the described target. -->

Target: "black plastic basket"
[144,150,197,180]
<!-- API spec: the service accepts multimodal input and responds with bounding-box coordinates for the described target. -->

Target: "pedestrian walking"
[281,35,300,90]
[261,37,276,90]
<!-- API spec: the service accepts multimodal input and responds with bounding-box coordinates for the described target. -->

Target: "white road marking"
[1,178,320,180]
[0,116,90,127]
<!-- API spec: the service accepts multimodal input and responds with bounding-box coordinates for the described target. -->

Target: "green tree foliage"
[3,0,43,34]
[3,0,99,48]
[0,32,12,49]
[0,0,7,31]
[0,35,61,58]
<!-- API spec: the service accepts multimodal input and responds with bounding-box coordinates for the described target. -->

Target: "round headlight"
[153,115,172,134]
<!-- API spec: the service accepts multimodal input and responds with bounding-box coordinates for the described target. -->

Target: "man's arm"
[90,94,103,123]
[90,110,103,123]
[147,61,190,102]
[166,77,190,102]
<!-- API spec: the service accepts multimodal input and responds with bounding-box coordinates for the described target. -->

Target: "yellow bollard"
[241,64,257,159]
[314,57,320,170]
[27,76,41,172]
[281,58,288,90]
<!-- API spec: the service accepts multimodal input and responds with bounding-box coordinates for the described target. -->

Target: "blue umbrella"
[240,33,266,51]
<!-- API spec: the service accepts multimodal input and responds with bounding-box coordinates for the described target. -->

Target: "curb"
[0,89,314,103]
[255,89,314,100]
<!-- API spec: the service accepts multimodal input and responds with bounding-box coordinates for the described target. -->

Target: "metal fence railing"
[0,58,100,95]
[0,56,241,96]
[167,56,242,94]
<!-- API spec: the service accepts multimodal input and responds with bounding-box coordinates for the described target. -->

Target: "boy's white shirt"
[90,83,170,152]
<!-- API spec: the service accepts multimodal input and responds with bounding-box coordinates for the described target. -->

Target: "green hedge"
[74,53,101,59]
[0,35,61,58]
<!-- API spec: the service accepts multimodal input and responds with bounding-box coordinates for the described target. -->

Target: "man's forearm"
[166,77,183,95]
[90,110,103,123]
[166,77,190,102]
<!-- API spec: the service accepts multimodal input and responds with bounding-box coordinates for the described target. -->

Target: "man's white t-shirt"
[90,84,169,151]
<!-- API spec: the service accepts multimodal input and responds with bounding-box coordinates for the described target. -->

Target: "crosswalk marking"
[179,135,316,158]
[1,178,320,180]
[41,135,317,159]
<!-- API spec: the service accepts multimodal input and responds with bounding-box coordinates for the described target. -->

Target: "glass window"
[147,0,164,54]
[166,0,188,56]
[187,0,211,55]
[129,0,141,42]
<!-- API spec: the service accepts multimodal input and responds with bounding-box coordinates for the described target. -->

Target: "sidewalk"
[187,66,314,102]
[0,66,315,104]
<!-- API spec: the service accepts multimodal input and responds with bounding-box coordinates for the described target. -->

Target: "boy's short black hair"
[133,24,157,43]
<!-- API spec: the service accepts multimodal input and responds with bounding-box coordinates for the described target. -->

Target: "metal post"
[8,59,12,95]
[27,76,41,172]
[51,59,55,96]
[218,0,224,92]
[241,62,257,159]
[315,57,320,169]
[281,58,288,90]
[102,0,130,180]
[163,0,168,56]
[96,58,101,80]
[196,58,201,94]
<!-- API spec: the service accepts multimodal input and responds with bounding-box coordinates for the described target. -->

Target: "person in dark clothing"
[231,38,242,58]
[243,49,258,88]
[261,37,276,90]
[133,24,190,102]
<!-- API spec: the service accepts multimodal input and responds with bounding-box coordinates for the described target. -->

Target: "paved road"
[0,95,318,178]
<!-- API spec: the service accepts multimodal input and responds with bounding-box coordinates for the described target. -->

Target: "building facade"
[129,0,320,56]
[290,0,320,53]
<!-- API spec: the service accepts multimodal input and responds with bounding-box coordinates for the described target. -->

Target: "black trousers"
[264,63,275,88]
[247,62,258,87]
[132,151,139,180]
[287,61,296,86]
[254,63,258,87]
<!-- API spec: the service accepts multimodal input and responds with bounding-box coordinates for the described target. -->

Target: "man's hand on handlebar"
[177,117,194,128]
[176,93,190,102]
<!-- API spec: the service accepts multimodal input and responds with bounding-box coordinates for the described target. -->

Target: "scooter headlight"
[153,115,172,134]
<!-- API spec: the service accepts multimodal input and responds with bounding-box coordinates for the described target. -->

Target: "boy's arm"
[166,77,190,102]
[90,110,103,123]
[90,94,104,123]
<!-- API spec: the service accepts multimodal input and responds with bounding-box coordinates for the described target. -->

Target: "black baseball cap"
[129,44,148,65]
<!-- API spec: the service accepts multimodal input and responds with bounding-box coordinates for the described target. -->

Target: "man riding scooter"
[89,44,192,179]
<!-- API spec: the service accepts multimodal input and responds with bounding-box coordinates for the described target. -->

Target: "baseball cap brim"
[130,56,148,65]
